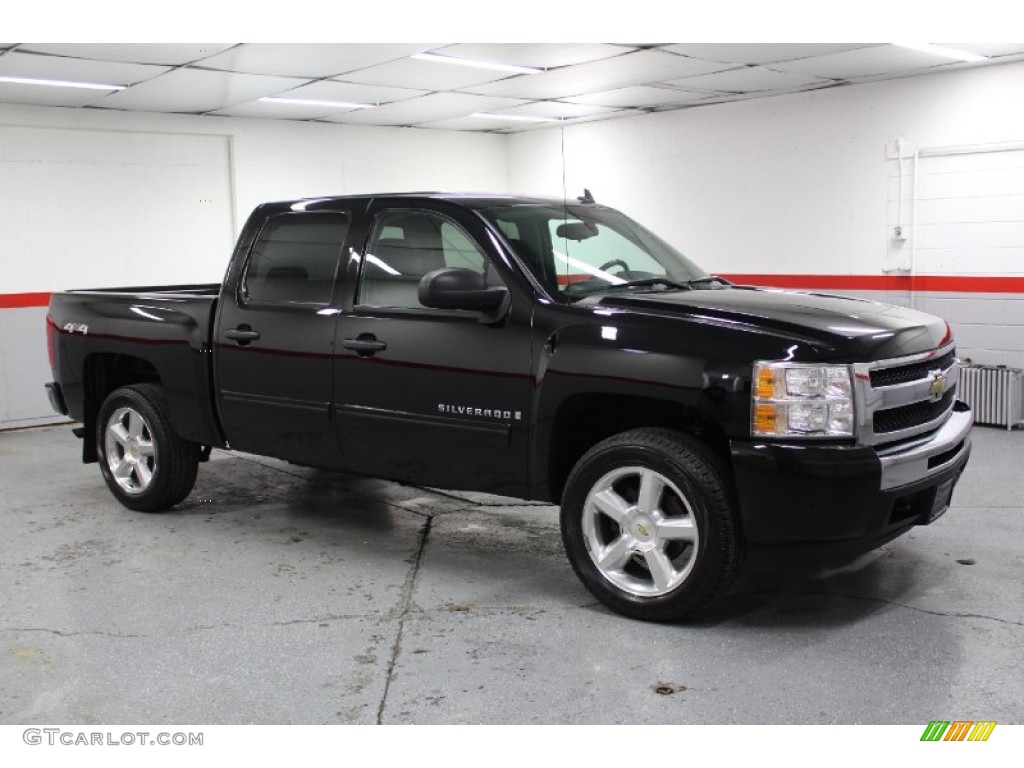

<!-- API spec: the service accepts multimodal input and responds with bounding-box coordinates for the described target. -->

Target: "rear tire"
[96,384,198,512]
[560,428,744,622]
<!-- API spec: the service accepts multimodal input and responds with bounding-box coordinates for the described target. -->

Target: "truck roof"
[263,192,593,210]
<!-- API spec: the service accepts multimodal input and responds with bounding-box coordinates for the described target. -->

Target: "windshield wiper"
[572,277,691,297]
[617,277,693,291]
[686,276,731,288]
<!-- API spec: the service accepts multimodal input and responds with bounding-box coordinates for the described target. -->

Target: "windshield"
[477,203,710,302]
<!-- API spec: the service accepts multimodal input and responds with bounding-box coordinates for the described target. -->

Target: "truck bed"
[48,285,223,451]
[65,282,221,297]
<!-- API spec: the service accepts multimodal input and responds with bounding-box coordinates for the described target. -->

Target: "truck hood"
[592,286,951,360]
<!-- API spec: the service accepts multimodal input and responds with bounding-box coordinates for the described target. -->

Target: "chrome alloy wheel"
[581,466,699,597]
[104,406,157,495]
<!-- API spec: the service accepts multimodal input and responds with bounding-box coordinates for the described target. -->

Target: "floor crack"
[376,514,433,724]
[0,627,148,639]
[411,485,550,508]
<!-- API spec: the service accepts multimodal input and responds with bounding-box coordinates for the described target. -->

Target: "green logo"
[921,721,996,742]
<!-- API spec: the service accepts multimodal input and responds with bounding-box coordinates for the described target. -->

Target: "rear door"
[215,203,364,465]
[332,200,533,495]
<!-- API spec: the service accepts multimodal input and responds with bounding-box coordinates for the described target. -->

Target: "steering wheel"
[598,259,631,275]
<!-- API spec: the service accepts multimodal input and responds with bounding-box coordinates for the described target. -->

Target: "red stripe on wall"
[556,273,1024,293]
[0,292,52,308]
[718,274,1024,294]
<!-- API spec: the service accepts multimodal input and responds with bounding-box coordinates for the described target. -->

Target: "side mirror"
[418,268,509,321]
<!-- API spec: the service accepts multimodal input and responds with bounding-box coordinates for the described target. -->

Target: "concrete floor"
[0,424,1020,725]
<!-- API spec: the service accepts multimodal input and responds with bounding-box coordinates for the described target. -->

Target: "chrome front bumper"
[877,405,973,490]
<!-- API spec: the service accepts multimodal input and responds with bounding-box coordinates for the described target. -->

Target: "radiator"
[958,365,1024,430]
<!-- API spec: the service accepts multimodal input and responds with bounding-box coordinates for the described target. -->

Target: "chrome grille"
[873,388,956,434]
[869,350,956,388]
[853,344,959,447]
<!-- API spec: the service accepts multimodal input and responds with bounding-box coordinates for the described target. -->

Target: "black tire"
[96,384,199,512]
[560,428,744,622]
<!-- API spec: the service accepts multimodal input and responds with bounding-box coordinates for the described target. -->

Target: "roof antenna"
[577,188,595,204]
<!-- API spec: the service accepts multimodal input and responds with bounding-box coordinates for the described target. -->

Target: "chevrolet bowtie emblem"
[929,372,947,400]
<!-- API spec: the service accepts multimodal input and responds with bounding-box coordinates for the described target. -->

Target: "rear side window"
[244,213,350,305]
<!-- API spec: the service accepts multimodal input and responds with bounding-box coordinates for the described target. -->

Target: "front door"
[332,203,533,495]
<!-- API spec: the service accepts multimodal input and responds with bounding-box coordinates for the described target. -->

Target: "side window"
[359,211,490,309]
[440,221,486,272]
[244,213,350,305]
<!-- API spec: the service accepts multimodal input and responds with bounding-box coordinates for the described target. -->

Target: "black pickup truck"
[45,192,973,621]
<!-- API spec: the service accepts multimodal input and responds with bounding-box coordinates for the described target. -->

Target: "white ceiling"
[1,43,1022,133]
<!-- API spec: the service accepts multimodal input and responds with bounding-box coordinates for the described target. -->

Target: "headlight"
[752,362,854,438]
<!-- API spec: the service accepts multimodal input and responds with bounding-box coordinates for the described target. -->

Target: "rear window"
[244,213,350,304]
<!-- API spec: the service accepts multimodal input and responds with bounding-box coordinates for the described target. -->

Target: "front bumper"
[730,402,973,552]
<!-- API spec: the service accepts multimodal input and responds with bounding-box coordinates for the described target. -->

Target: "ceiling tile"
[566,85,708,108]
[0,51,170,85]
[664,43,877,65]
[17,43,234,65]
[1,43,1019,133]
[417,115,538,132]
[937,43,1024,58]
[510,109,644,132]
[92,69,311,113]
[199,43,441,78]
[696,81,838,105]
[317,93,527,125]
[772,45,951,79]
[561,109,643,125]
[337,56,512,90]
[431,44,624,69]
[487,101,619,119]
[268,80,427,105]
[466,49,734,100]
[0,80,120,108]
[663,66,831,93]
[208,100,363,120]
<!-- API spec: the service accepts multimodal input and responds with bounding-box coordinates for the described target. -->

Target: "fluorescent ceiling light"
[259,96,374,109]
[892,43,988,63]
[471,112,561,123]
[0,75,126,91]
[411,52,542,75]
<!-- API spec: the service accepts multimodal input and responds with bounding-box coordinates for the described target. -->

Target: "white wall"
[508,77,893,275]
[0,104,508,425]
[508,60,1024,372]
[0,124,235,292]
[0,103,509,292]
[4,60,1024,426]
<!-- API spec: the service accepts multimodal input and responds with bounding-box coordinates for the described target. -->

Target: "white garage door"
[914,147,1024,275]
[0,126,235,425]
[888,145,1024,369]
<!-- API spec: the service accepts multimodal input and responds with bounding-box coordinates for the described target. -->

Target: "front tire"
[560,428,743,622]
[96,384,198,512]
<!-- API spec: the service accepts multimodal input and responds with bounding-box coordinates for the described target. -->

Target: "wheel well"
[547,394,731,504]
[81,354,161,463]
